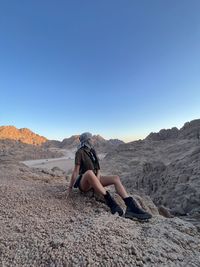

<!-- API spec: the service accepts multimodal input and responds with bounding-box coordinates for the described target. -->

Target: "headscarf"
[77,132,93,150]
[77,132,100,169]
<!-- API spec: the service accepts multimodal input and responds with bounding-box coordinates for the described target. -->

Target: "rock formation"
[146,119,200,141]
[0,126,47,145]
[102,119,200,219]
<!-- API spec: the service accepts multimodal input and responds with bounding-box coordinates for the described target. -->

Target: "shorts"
[73,174,83,191]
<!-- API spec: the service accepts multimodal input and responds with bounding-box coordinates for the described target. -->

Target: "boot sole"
[124,213,150,222]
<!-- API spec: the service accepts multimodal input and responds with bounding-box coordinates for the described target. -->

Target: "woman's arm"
[68,164,80,189]
[66,164,80,199]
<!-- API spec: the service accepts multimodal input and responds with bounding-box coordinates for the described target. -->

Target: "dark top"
[75,147,100,175]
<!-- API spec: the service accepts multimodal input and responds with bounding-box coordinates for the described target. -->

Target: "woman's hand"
[66,164,80,199]
[66,186,73,199]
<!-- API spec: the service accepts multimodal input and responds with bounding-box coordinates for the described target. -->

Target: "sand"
[22,157,74,173]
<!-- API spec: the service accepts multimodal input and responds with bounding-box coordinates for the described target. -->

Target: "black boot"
[104,191,123,216]
[124,197,152,221]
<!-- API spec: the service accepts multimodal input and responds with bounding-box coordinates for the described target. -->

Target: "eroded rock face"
[179,119,200,139]
[101,138,200,217]
[0,159,200,266]
[146,127,179,141]
[140,148,200,216]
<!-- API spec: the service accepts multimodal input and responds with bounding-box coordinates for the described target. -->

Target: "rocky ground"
[0,158,200,266]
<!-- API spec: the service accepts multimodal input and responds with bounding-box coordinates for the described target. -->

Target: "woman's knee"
[113,175,120,183]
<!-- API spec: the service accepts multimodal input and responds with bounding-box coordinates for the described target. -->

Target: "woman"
[67,132,152,221]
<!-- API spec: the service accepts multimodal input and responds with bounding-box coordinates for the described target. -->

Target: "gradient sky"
[0,1,200,142]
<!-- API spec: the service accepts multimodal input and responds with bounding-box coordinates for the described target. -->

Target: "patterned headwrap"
[77,132,93,150]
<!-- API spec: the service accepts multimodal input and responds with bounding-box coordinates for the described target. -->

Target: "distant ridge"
[0,126,124,152]
[146,119,200,141]
[0,126,47,145]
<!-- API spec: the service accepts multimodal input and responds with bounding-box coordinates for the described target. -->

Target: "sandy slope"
[0,159,200,266]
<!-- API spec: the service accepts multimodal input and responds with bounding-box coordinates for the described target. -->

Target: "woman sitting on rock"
[67,132,152,221]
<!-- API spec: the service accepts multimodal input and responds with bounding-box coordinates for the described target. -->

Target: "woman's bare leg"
[100,175,129,199]
[79,171,129,198]
[79,170,107,195]
[79,171,124,216]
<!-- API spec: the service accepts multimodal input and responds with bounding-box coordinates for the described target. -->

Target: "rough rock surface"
[102,138,200,219]
[0,159,200,266]
[146,127,179,141]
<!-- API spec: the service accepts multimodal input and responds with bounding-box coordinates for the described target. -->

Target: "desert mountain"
[0,127,62,160]
[0,126,124,157]
[0,126,47,145]
[102,119,200,218]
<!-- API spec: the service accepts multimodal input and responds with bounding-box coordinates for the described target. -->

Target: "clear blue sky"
[0,1,200,142]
